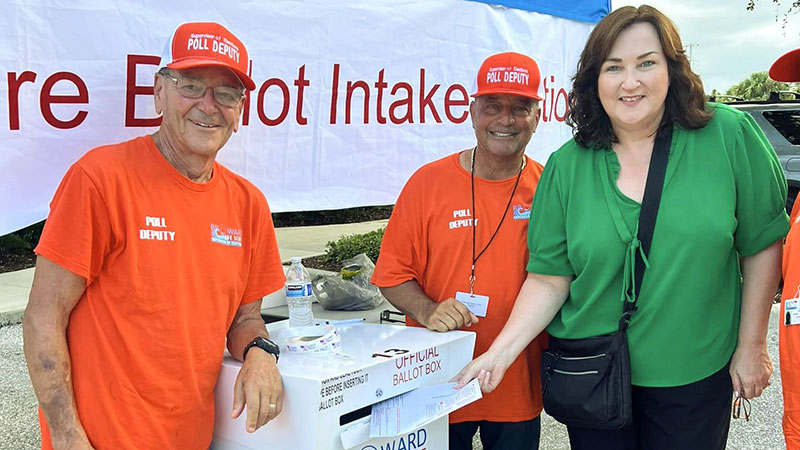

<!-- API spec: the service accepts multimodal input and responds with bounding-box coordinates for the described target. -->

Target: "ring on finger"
[269,403,277,409]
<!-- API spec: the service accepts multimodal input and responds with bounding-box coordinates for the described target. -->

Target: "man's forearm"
[23,257,90,446]
[227,299,270,361]
[23,313,87,443]
[379,281,437,323]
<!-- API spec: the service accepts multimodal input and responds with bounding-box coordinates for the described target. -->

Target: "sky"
[610,0,799,93]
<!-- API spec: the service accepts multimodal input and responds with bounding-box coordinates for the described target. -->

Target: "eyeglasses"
[160,70,245,108]
[732,396,751,421]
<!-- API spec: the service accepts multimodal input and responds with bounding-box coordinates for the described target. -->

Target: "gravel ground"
[0,324,39,450]
[0,305,787,449]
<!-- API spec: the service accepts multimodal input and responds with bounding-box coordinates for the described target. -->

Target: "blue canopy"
[469,0,610,23]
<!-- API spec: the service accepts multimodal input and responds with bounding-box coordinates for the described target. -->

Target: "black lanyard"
[469,147,525,294]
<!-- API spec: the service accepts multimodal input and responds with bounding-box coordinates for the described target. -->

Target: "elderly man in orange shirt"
[23,22,285,449]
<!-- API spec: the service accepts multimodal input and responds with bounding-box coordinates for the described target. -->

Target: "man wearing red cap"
[773,47,800,450]
[23,22,285,449]
[372,52,547,449]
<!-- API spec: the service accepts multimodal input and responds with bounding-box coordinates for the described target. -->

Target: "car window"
[764,110,800,145]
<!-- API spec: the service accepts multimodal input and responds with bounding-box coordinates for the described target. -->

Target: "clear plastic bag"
[311,253,386,311]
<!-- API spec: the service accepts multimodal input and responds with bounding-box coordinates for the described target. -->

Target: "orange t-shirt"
[782,214,800,449]
[372,152,546,423]
[790,200,800,227]
[34,136,285,449]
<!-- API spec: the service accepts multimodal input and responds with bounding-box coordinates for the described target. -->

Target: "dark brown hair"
[566,5,712,149]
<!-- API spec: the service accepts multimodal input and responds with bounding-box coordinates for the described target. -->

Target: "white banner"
[0,0,594,236]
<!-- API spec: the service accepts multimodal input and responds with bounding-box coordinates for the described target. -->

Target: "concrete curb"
[0,310,23,327]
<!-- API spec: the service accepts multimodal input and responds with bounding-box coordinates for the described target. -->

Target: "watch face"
[246,337,280,361]
[259,337,279,353]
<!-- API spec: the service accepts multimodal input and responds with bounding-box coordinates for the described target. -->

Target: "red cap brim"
[167,58,256,91]
[470,88,543,101]
[769,48,800,83]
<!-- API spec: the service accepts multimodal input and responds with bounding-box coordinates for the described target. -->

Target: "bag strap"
[620,124,673,330]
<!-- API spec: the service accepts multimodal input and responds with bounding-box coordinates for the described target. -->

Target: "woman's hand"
[451,349,512,393]
[729,343,773,399]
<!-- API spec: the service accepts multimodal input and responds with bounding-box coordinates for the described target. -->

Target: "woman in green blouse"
[454,5,788,450]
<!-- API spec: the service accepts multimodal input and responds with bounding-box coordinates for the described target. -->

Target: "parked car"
[719,93,800,213]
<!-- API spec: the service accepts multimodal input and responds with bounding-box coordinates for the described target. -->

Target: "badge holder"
[455,291,489,317]
[786,287,800,326]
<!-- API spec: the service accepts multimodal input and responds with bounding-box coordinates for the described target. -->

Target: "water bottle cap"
[290,256,302,263]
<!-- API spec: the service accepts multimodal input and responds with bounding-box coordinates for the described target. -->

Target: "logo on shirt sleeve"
[210,224,243,247]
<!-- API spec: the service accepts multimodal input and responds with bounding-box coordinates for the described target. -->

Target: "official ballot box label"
[211,322,475,450]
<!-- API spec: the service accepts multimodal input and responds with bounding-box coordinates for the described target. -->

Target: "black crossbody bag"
[540,125,672,430]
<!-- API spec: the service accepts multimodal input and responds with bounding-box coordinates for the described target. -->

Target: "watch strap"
[244,336,280,362]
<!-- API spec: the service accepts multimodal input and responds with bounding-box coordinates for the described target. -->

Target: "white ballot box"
[212,322,476,450]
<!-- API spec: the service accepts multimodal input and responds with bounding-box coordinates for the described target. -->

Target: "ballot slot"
[339,404,371,426]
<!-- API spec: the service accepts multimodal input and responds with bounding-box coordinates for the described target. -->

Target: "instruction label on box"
[319,370,369,411]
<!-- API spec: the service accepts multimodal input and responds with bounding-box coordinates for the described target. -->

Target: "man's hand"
[419,297,479,332]
[231,349,283,433]
[226,299,284,433]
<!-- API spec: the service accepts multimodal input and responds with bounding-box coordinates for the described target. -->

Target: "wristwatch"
[244,336,280,362]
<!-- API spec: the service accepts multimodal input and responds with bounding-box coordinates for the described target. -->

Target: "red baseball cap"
[770,48,800,83]
[471,52,542,101]
[161,22,255,90]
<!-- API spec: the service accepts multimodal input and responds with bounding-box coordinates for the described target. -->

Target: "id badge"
[455,291,489,317]
[786,298,800,326]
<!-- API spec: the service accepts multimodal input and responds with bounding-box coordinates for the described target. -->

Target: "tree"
[727,71,794,100]
[747,0,800,10]
[746,0,800,31]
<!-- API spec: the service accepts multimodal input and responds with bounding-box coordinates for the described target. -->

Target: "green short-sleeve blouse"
[527,103,789,386]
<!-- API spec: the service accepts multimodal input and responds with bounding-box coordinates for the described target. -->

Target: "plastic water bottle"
[286,257,314,327]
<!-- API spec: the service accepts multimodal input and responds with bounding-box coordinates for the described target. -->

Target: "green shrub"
[0,220,45,249]
[0,233,31,249]
[324,228,385,264]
